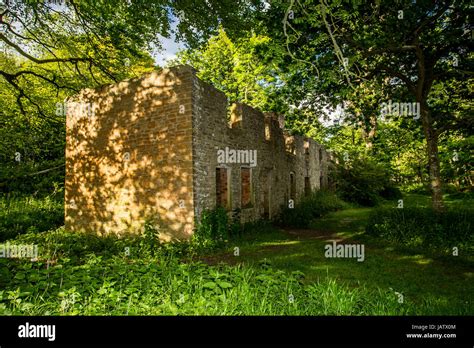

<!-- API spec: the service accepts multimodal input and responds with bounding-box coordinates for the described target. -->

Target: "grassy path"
[202,204,474,314]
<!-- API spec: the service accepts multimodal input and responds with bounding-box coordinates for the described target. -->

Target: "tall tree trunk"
[419,100,444,211]
[364,114,377,152]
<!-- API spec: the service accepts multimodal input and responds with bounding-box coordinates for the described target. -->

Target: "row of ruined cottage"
[65,65,332,240]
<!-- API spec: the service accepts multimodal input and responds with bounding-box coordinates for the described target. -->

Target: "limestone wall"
[191,73,330,224]
[65,65,331,239]
[65,66,195,240]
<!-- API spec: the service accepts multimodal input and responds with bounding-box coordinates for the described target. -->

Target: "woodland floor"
[199,196,474,314]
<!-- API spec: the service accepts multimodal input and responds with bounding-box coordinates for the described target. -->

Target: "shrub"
[366,206,474,251]
[402,183,429,194]
[445,190,474,201]
[379,183,403,200]
[193,207,230,248]
[335,157,400,206]
[139,218,162,255]
[242,219,276,235]
[0,161,65,195]
[277,190,347,228]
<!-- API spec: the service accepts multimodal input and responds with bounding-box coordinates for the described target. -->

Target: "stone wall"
[65,66,195,240]
[65,65,331,240]
[191,72,330,224]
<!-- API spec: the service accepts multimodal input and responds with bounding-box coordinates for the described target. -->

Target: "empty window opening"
[285,137,296,155]
[290,172,296,200]
[265,123,271,141]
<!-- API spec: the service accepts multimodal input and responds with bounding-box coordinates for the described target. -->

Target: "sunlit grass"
[205,194,473,315]
[0,193,472,315]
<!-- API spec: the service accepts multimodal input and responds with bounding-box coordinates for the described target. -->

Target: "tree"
[0,0,261,118]
[173,27,333,138]
[172,27,285,112]
[0,0,264,192]
[260,0,473,210]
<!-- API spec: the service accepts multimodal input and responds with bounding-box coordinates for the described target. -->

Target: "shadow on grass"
[200,204,474,315]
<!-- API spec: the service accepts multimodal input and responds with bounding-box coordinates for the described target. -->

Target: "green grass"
[0,193,472,315]
[202,194,474,315]
[276,190,348,228]
[398,192,474,209]
[366,206,472,251]
[0,193,64,242]
[0,228,416,315]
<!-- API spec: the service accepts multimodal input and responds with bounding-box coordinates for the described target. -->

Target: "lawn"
[200,194,474,315]
[0,193,472,315]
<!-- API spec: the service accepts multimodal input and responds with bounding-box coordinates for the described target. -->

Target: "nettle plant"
[140,217,162,254]
[193,207,230,248]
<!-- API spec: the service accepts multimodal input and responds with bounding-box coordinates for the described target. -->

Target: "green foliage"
[373,120,427,190]
[402,183,429,195]
[0,227,445,315]
[262,0,472,209]
[139,218,162,255]
[335,156,401,206]
[440,133,473,191]
[277,190,347,228]
[0,194,472,316]
[0,50,152,195]
[229,208,243,238]
[0,194,64,242]
[1,1,259,196]
[366,207,474,252]
[172,28,286,113]
[193,207,230,248]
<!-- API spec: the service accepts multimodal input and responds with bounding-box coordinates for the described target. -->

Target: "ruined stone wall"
[65,65,331,239]
[65,66,195,240]
[191,73,331,224]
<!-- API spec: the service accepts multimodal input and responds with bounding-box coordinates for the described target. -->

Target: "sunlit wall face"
[65,66,195,241]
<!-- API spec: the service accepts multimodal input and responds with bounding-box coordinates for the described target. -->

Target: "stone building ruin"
[65,65,331,240]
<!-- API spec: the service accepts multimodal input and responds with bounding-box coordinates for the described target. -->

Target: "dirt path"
[197,225,356,266]
[282,228,348,243]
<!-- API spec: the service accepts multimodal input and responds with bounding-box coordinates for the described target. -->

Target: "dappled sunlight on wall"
[65,66,195,241]
[65,65,332,240]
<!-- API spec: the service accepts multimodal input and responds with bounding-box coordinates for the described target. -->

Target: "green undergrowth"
[0,227,459,315]
[0,193,64,242]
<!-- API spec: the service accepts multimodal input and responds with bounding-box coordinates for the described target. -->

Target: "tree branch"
[0,32,91,65]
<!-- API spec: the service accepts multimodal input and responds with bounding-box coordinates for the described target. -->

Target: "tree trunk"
[362,114,377,153]
[419,101,444,211]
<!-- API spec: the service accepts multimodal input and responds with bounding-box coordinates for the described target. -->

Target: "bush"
[402,183,429,194]
[366,206,474,251]
[193,207,230,248]
[277,190,347,228]
[445,190,474,201]
[0,161,65,195]
[379,183,403,200]
[335,157,401,206]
